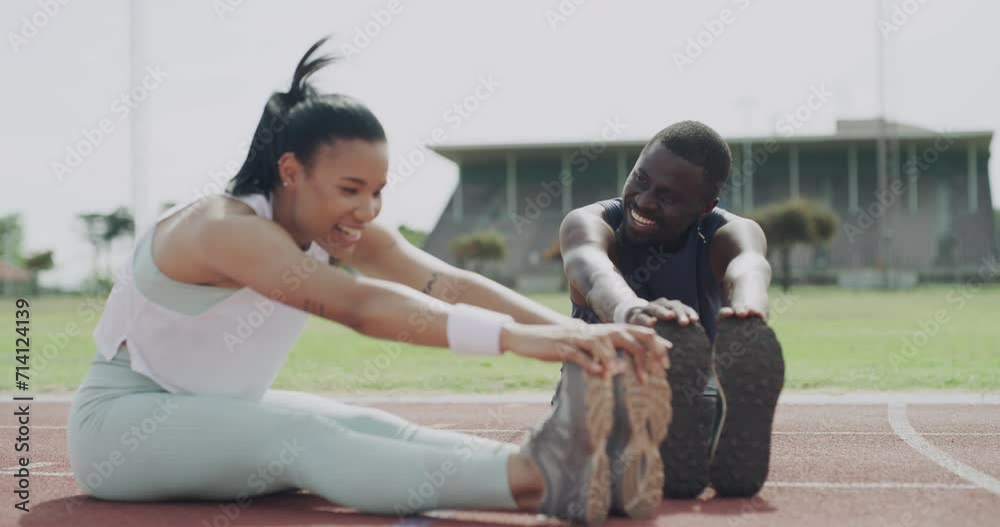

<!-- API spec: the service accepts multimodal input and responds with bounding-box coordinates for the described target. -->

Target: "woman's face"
[279,138,389,259]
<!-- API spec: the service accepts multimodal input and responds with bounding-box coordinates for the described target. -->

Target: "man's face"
[620,143,718,245]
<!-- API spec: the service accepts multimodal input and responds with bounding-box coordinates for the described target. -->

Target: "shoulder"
[596,197,624,224]
[560,202,618,251]
[562,199,616,230]
[708,208,766,253]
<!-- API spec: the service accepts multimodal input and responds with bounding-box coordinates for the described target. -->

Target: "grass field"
[9,285,1000,393]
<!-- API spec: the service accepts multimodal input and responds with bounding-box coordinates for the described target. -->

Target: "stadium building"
[426,119,995,290]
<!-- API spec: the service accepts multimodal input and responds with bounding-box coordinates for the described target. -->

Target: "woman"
[67,38,671,525]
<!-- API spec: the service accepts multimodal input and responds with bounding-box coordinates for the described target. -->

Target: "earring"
[282,180,288,187]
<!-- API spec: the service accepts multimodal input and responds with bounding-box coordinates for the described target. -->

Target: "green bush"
[749,199,839,291]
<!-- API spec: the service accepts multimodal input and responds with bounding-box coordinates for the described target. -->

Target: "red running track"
[1,399,998,527]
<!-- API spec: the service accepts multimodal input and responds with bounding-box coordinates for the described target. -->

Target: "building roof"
[0,261,31,282]
[429,119,994,161]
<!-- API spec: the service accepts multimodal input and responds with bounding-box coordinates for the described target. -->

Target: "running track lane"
[1,399,998,526]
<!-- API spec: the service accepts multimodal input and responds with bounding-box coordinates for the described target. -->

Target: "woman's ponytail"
[228,36,385,198]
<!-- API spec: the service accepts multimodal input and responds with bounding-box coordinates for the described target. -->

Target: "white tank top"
[92,193,329,400]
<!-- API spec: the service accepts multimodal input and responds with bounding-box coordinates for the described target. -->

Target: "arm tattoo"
[421,271,442,295]
[303,299,327,317]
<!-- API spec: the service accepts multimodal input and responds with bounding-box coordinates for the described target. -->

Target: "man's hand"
[719,303,768,320]
[626,297,701,327]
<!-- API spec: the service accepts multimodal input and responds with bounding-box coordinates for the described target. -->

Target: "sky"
[2,0,999,288]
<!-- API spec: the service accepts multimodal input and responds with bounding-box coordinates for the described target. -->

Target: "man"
[556,120,785,500]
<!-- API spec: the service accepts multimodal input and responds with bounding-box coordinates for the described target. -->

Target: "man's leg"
[655,320,714,499]
[708,316,785,497]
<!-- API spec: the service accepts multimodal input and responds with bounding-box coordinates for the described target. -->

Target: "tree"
[0,214,24,264]
[78,213,106,283]
[749,199,838,292]
[449,229,506,273]
[22,250,54,295]
[78,207,135,285]
[398,225,427,248]
[103,207,135,246]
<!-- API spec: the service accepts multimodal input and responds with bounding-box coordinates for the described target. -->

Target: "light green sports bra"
[132,227,240,316]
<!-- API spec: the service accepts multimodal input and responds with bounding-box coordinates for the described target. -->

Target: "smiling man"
[556,120,785,500]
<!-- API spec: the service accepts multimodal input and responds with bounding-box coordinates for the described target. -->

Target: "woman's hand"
[499,321,672,382]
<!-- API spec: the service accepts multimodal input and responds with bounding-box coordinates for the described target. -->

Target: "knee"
[70,449,134,501]
[338,409,411,439]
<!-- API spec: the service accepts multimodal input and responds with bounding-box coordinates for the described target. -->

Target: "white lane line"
[1,462,56,471]
[888,401,1000,496]
[0,425,67,429]
[766,481,978,490]
[0,470,73,476]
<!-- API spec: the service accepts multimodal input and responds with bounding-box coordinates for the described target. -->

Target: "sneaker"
[655,320,714,499]
[607,352,671,518]
[709,316,785,497]
[522,361,614,524]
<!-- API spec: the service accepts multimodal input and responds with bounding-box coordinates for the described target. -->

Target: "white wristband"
[613,298,647,323]
[446,303,513,356]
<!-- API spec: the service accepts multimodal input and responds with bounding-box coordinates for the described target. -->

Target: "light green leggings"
[67,345,519,516]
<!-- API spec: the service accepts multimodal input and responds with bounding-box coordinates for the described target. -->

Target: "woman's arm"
[195,214,668,375]
[198,214,454,344]
[339,222,574,326]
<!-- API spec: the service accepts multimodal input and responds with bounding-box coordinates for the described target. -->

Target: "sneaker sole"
[657,321,713,499]
[710,317,785,498]
[616,355,671,518]
[575,371,614,525]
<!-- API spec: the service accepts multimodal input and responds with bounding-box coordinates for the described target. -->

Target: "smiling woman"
[227,38,388,258]
[64,36,672,525]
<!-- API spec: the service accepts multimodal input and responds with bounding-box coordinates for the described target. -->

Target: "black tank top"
[571,197,729,342]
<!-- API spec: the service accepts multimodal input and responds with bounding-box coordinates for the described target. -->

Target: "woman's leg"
[69,365,520,515]
[258,390,520,456]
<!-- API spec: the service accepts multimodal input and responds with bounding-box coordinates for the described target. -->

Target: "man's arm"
[560,206,641,323]
[708,214,772,319]
[339,222,573,325]
[560,206,700,326]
